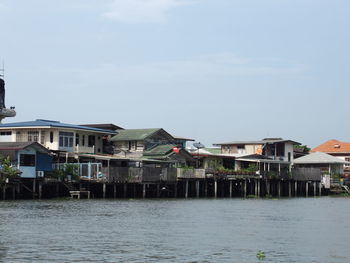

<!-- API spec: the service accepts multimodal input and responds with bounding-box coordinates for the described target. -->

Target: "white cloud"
[103,0,190,23]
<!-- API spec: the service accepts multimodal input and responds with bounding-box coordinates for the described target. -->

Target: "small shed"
[0,142,53,178]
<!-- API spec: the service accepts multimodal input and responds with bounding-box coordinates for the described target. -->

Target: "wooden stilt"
[12,185,16,200]
[174,182,177,198]
[204,180,208,198]
[32,179,36,199]
[288,181,292,198]
[229,180,233,198]
[243,179,247,198]
[156,184,160,198]
[185,180,189,198]
[143,184,146,199]
[103,183,106,199]
[195,180,200,198]
[214,179,218,198]
[266,179,270,196]
[2,185,6,200]
[295,181,298,197]
[306,182,309,197]
[319,182,322,196]
[257,179,260,198]
[113,183,117,199]
[123,184,127,198]
[277,181,281,198]
[313,182,316,197]
[56,183,59,198]
[38,181,42,199]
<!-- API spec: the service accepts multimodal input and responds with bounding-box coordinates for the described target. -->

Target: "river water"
[0,197,349,263]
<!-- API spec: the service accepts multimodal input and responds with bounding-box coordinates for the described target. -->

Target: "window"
[59,132,74,147]
[128,141,136,150]
[345,158,350,167]
[88,135,95,147]
[28,131,39,142]
[20,154,36,166]
[75,133,80,146]
[82,135,85,146]
[50,132,54,143]
[0,131,11,136]
[40,131,45,144]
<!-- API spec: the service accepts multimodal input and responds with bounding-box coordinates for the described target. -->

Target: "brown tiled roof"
[311,139,350,153]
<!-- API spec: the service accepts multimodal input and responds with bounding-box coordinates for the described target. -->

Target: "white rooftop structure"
[294,152,350,164]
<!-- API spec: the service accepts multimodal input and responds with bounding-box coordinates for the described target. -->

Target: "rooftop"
[0,119,117,134]
[311,139,350,154]
[294,152,350,164]
[111,128,173,142]
[214,138,301,146]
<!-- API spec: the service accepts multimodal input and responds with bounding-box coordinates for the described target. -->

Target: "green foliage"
[0,154,20,183]
[294,145,311,153]
[267,171,278,179]
[47,164,79,181]
[256,250,266,260]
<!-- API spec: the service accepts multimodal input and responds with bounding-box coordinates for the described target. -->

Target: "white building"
[0,119,116,155]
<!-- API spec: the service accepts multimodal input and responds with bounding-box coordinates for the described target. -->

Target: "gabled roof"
[214,138,301,146]
[144,144,177,156]
[311,139,350,154]
[0,119,116,134]
[0,142,51,154]
[111,128,174,142]
[143,144,194,162]
[294,152,350,164]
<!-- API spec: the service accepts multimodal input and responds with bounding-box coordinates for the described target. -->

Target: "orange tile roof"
[311,139,350,153]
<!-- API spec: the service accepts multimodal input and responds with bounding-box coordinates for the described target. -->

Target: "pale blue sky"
[0,0,349,148]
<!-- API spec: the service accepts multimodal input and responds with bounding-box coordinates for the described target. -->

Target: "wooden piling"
[12,185,15,200]
[174,182,177,198]
[288,181,292,198]
[204,180,208,198]
[306,182,309,197]
[319,182,322,196]
[143,184,146,199]
[56,183,59,198]
[2,185,6,200]
[257,179,260,198]
[103,183,106,199]
[123,184,127,198]
[113,183,117,199]
[156,184,160,198]
[214,179,218,198]
[185,180,189,198]
[277,181,281,198]
[32,179,36,199]
[38,181,42,199]
[313,182,316,197]
[195,180,200,198]
[295,181,298,197]
[243,179,247,198]
[266,179,270,196]
[229,180,233,198]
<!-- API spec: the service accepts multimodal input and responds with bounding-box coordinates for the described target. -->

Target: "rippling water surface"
[0,197,349,263]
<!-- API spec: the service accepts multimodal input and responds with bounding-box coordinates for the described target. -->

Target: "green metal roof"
[110,128,162,141]
[144,144,176,156]
[204,148,222,154]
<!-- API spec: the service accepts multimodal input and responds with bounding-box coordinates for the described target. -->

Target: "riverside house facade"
[0,119,117,159]
[110,128,195,165]
[311,139,350,178]
[213,138,301,176]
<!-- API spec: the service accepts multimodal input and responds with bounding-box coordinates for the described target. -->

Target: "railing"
[53,163,103,180]
[176,168,206,179]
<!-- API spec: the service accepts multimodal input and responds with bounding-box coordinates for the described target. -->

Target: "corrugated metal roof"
[214,138,301,146]
[144,144,176,156]
[0,142,51,153]
[294,152,350,164]
[111,128,169,141]
[0,119,116,134]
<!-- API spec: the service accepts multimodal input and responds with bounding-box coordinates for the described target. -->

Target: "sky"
[0,0,349,148]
